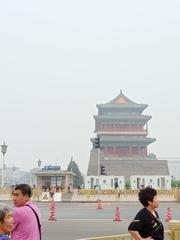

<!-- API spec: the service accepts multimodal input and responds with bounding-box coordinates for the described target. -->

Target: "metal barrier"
[0,188,180,202]
[78,189,179,195]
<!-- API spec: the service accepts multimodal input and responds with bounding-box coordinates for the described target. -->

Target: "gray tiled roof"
[97,91,147,110]
[94,115,151,120]
[97,104,147,109]
[91,136,156,146]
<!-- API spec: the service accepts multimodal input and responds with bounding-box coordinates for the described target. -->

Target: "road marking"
[42,218,129,222]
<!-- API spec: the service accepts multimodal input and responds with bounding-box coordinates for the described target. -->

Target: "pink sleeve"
[12,209,20,231]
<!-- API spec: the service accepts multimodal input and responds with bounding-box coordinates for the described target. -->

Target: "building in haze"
[159,157,180,180]
[0,167,30,187]
[86,90,171,190]
[31,165,75,189]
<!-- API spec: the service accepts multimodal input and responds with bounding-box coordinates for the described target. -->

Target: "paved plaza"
[3,201,179,240]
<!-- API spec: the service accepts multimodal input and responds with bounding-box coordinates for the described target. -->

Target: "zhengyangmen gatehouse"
[86,90,171,190]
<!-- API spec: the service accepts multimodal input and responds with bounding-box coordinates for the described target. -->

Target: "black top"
[128,208,164,240]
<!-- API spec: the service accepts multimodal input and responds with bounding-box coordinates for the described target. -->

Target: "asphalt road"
[2,201,180,240]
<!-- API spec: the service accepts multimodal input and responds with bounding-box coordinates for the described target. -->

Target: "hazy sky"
[0,1,180,173]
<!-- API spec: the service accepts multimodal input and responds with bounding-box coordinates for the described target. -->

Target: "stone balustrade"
[168,221,180,240]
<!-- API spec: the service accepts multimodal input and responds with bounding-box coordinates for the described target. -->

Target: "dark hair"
[14,184,32,197]
[0,205,11,223]
[138,187,157,207]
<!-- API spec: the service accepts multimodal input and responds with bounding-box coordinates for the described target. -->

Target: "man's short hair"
[14,184,32,198]
[0,205,12,223]
[138,187,157,207]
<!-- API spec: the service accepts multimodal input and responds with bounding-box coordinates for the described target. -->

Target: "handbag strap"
[26,204,41,240]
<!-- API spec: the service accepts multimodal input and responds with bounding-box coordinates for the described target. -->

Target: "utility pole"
[94,137,100,200]
[1,142,8,188]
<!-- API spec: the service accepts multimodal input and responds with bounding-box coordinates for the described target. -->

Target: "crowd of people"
[0,185,164,240]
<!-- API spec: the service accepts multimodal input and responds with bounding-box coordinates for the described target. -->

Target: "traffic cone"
[165,207,172,222]
[97,199,103,209]
[49,198,57,221]
[113,207,121,222]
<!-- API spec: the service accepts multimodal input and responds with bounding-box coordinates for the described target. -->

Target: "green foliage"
[147,153,157,160]
[67,157,84,188]
[125,181,130,189]
[171,180,180,188]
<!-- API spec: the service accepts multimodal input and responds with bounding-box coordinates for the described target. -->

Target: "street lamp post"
[13,166,16,185]
[1,142,8,188]
[97,148,100,200]
[94,137,100,200]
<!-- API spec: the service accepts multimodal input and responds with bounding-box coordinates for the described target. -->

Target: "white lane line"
[42,218,128,222]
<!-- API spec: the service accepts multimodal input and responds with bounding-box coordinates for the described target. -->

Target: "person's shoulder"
[27,201,40,210]
[154,210,159,218]
[14,205,25,213]
[130,208,150,224]
[136,208,149,217]
[26,202,41,215]
[13,206,26,219]
[14,204,32,215]
[137,208,146,214]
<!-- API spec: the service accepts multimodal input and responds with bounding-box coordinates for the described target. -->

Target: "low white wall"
[85,176,125,189]
[130,175,171,190]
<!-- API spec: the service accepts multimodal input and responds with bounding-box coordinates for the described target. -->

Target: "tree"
[171,180,180,188]
[67,157,84,188]
[148,153,157,160]
[125,180,130,189]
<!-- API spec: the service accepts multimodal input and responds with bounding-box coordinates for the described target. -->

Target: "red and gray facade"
[87,91,169,185]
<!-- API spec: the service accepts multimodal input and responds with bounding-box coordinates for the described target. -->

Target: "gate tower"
[87,90,169,182]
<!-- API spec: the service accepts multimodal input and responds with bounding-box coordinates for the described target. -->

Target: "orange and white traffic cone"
[113,207,121,222]
[97,199,103,210]
[165,207,172,222]
[49,198,57,221]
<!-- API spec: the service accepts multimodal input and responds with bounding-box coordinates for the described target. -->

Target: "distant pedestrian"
[128,187,164,240]
[68,184,70,193]
[49,187,55,199]
[11,184,42,240]
[0,204,13,240]
[114,182,119,189]
[77,185,81,193]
